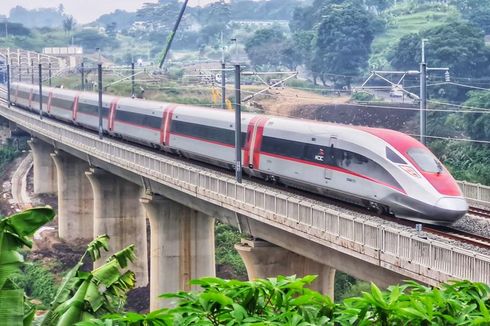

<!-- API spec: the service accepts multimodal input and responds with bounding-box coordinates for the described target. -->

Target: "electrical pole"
[131,61,135,97]
[419,61,427,145]
[38,63,43,120]
[31,59,34,84]
[48,62,52,87]
[234,64,242,183]
[81,61,85,91]
[420,39,428,145]
[6,63,10,108]
[98,63,103,139]
[221,32,226,109]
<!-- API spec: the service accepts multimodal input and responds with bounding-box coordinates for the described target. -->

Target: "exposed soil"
[253,88,419,132]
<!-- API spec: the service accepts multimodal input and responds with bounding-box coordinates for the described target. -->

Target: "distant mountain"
[8,6,64,28]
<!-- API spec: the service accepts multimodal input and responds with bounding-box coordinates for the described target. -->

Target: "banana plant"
[0,207,55,326]
[40,235,137,326]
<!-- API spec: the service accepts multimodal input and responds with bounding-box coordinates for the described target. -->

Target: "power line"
[407,134,490,145]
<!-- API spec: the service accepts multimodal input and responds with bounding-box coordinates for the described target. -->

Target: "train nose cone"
[435,197,468,221]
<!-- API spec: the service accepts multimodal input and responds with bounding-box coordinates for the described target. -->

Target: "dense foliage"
[390,21,490,78]
[81,276,490,326]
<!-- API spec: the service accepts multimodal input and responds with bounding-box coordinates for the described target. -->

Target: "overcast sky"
[0,1,161,24]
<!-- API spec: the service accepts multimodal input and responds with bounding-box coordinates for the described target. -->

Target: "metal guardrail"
[458,181,490,207]
[1,104,489,285]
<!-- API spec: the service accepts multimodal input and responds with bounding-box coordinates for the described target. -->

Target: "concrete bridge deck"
[1,101,490,307]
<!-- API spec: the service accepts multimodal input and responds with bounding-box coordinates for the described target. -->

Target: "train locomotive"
[4,82,468,225]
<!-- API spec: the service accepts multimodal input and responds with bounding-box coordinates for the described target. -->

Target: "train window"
[407,147,443,173]
[142,115,163,129]
[171,120,246,147]
[51,97,73,109]
[17,90,30,99]
[78,103,98,115]
[386,147,406,164]
[261,136,305,160]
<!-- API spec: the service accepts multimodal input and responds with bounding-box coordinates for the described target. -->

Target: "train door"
[107,99,119,132]
[160,105,177,147]
[244,116,268,170]
[325,136,338,180]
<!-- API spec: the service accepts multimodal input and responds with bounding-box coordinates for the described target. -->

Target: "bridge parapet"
[1,103,489,286]
[458,181,490,207]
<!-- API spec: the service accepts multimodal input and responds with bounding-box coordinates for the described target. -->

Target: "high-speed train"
[5,82,468,225]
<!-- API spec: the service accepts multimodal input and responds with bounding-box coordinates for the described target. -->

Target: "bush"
[215,222,247,279]
[351,91,375,102]
[11,261,58,308]
[84,277,490,325]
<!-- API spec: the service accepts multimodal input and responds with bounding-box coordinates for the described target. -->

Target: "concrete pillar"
[28,138,57,194]
[86,169,148,287]
[140,195,215,310]
[50,150,93,241]
[235,239,336,299]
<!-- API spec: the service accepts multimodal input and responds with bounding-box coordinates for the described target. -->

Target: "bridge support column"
[140,195,215,310]
[28,138,57,194]
[236,239,336,299]
[50,150,93,241]
[86,169,148,287]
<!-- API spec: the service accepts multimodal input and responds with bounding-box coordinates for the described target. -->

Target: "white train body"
[6,82,468,224]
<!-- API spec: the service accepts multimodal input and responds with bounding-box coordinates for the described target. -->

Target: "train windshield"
[407,147,443,173]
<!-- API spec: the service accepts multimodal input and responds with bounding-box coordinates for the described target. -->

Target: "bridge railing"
[458,181,490,207]
[1,104,490,285]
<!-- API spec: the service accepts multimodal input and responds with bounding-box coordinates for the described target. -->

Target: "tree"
[105,22,117,38]
[462,91,490,141]
[73,29,120,51]
[245,28,288,68]
[469,6,490,34]
[390,21,490,78]
[312,2,375,88]
[62,15,75,34]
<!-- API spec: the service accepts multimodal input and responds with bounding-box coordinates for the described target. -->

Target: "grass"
[370,2,460,69]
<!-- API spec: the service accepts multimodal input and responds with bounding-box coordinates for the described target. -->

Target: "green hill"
[370,2,460,69]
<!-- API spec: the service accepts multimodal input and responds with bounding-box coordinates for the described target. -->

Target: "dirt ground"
[251,88,418,132]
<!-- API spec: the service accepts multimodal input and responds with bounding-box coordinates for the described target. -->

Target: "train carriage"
[3,82,468,225]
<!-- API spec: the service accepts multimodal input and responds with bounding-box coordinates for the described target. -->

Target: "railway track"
[423,225,490,250]
[468,206,490,219]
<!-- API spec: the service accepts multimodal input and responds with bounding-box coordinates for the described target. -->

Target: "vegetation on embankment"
[0,144,20,171]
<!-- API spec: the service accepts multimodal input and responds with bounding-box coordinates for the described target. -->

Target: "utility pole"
[6,63,10,107]
[38,63,43,120]
[234,64,242,183]
[131,61,135,97]
[81,61,85,91]
[48,61,52,87]
[420,39,428,145]
[221,32,226,109]
[97,62,103,139]
[419,62,427,145]
[31,59,34,84]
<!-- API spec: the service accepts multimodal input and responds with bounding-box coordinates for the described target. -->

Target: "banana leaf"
[0,208,54,326]
[42,236,137,326]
